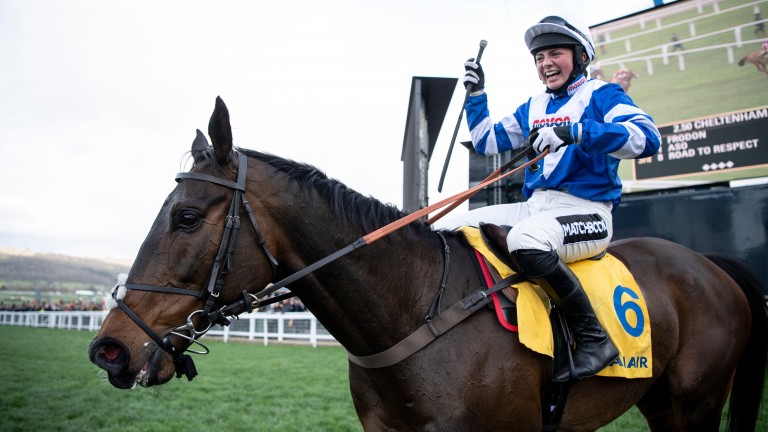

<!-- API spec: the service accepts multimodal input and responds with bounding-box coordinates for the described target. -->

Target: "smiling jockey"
[433,15,661,381]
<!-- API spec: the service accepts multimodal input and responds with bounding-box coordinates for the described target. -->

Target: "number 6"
[613,285,645,337]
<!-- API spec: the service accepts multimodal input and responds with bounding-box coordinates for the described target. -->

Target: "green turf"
[0,326,362,432]
[1,326,765,431]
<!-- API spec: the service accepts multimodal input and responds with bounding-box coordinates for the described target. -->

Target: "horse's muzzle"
[89,337,138,389]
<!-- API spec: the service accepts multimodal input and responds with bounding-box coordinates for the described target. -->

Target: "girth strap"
[347,274,523,368]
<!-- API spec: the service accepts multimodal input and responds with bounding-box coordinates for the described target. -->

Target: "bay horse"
[738,49,768,75]
[89,97,767,431]
[611,68,638,92]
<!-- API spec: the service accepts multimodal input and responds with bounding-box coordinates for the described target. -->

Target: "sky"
[0,0,661,261]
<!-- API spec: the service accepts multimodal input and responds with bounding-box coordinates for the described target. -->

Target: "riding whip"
[437,39,487,193]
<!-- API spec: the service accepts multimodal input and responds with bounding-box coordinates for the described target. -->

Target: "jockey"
[433,15,661,381]
[762,40,768,60]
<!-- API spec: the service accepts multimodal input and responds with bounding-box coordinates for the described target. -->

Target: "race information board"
[633,106,768,180]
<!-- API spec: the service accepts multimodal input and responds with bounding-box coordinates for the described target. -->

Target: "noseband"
[111,151,279,381]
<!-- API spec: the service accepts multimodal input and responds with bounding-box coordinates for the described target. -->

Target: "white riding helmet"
[524,16,596,78]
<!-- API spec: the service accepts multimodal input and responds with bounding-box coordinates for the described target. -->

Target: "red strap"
[474,250,519,333]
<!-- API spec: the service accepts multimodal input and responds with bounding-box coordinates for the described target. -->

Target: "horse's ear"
[208,96,233,165]
[191,129,209,164]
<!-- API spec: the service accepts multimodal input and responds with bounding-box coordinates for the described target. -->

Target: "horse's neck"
[246,160,477,354]
[285,220,472,355]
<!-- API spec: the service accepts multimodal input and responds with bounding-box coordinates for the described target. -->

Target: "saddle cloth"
[460,226,652,379]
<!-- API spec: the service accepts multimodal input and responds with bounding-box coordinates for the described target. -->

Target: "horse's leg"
[556,378,654,430]
[657,346,736,429]
[659,271,748,431]
[607,240,748,431]
[635,376,677,431]
[635,374,727,432]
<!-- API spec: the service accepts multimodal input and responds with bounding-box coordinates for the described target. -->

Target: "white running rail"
[0,311,338,347]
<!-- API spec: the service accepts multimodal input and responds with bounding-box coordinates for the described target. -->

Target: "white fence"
[592,0,768,72]
[0,310,338,348]
[0,310,105,331]
[207,312,338,347]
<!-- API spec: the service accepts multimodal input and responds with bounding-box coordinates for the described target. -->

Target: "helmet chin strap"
[572,45,589,78]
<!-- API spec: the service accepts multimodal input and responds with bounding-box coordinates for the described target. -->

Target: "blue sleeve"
[578,84,660,159]
[465,93,528,155]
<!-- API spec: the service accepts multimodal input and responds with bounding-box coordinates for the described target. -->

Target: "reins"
[426,146,537,225]
[243,147,547,308]
[116,146,546,379]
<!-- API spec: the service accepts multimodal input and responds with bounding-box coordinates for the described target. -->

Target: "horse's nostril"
[89,337,130,375]
[101,344,121,362]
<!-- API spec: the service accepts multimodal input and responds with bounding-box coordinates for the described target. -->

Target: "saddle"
[478,223,605,329]
[459,224,653,379]
[466,223,653,430]
[476,223,573,370]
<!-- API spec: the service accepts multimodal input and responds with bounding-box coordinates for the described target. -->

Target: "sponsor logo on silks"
[567,75,587,96]
[608,355,649,369]
[531,116,572,128]
[556,213,609,244]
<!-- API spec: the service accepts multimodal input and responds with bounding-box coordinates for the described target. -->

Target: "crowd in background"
[265,296,306,313]
[0,299,103,312]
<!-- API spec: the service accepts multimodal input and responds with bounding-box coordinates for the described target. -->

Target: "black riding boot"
[511,248,619,381]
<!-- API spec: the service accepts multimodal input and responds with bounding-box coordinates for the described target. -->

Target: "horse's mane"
[237,148,428,234]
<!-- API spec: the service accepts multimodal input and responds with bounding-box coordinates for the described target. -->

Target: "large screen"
[589,0,768,189]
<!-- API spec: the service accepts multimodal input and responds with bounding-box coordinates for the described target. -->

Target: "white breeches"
[431,190,613,263]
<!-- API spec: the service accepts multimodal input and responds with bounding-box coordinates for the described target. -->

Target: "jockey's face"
[535,46,575,91]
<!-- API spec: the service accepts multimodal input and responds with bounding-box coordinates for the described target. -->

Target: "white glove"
[463,58,485,95]
[529,125,578,153]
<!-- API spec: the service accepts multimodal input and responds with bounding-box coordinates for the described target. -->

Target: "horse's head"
[89,97,279,388]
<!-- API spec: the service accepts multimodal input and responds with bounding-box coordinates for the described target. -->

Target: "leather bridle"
[112,147,546,380]
[112,151,279,381]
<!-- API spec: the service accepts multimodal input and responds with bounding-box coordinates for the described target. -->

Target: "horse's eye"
[177,210,201,230]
